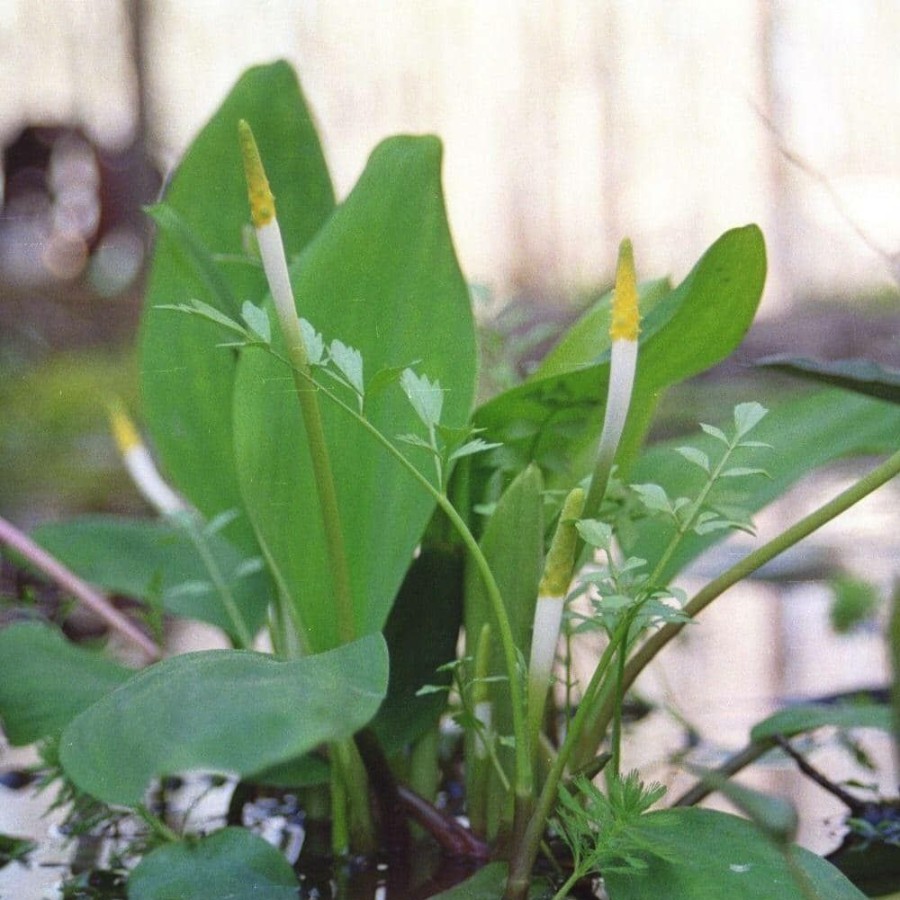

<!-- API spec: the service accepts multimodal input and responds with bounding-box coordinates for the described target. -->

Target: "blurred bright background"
[2,0,899,523]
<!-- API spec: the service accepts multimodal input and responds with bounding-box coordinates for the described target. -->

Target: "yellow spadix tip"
[238,119,276,227]
[107,400,141,454]
[610,238,640,342]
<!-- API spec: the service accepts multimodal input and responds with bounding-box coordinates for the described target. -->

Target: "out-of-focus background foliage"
[1,0,898,523]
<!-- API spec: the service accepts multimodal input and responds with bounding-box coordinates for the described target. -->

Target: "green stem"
[575,447,900,767]
[278,355,534,834]
[647,435,739,587]
[176,513,253,649]
[503,619,630,900]
[284,342,356,646]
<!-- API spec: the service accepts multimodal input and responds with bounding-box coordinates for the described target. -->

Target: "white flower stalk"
[527,486,585,745]
[238,120,311,372]
[584,238,641,518]
[108,401,187,517]
[238,119,356,647]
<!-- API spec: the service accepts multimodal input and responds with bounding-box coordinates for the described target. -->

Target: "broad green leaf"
[463,464,544,836]
[429,863,511,898]
[602,808,867,899]
[759,355,900,404]
[31,515,271,640]
[623,388,900,582]
[233,136,476,651]
[0,623,130,745]
[751,702,891,743]
[140,61,335,552]
[474,227,766,496]
[59,634,388,806]
[128,828,298,900]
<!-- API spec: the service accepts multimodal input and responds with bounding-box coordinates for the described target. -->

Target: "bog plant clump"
[2,61,899,899]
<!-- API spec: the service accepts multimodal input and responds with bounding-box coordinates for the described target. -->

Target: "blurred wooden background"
[1,0,899,310]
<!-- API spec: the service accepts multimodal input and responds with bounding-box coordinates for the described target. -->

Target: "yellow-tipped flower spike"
[238,119,276,227]
[108,398,141,454]
[584,239,641,518]
[537,487,586,600]
[107,401,186,517]
[237,119,308,367]
[609,238,640,342]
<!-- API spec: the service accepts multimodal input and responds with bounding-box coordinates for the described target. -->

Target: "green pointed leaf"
[329,338,364,396]
[602,808,867,899]
[463,464,544,835]
[128,828,298,900]
[475,226,766,494]
[677,446,710,472]
[140,61,335,552]
[733,401,768,438]
[233,136,476,651]
[31,515,271,640]
[0,623,131,745]
[759,355,900,404]
[429,863,515,898]
[623,388,900,582]
[751,702,891,743]
[576,518,613,550]
[299,317,325,366]
[59,634,388,806]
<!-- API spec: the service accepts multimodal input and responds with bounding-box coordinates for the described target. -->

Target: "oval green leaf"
[0,622,131,745]
[128,828,298,900]
[602,808,866,899]
[59,634,388,806]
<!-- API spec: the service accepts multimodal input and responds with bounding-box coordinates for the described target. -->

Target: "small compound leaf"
[733,401,768,438]
[299,317,325,365]
[676,446,710,472]
[631,483,673,515]
[329,338,364,396]
[576,518,613,551]
[449,438,503,463]
[400,368,444,428]
[699,422,729,444]
[240,301,271,343]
